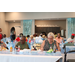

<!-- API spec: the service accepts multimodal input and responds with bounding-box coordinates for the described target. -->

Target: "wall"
[8,20,35,37]
[66,19,68,38]
[35,20,66,30]
[8,22,21,37]
[5,20,66,37]
[5,12,75,21]
[0,12,9,37]
[31,20,35,35]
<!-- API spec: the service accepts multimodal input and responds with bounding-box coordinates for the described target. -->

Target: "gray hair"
[47,32,55,39]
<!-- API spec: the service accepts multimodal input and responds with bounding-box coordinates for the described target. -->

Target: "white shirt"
[67,38,74,42]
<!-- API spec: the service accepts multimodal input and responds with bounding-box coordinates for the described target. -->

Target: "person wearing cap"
[67,34,75,43]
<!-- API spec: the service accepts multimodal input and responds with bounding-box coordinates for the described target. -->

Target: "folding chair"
[63,43,75,62]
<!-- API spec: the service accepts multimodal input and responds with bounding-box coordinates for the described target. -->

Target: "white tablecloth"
[0,54,62,62]
[0,49,62,62]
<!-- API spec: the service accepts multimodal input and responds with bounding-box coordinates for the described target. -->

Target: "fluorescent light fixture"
[36,25,59,27]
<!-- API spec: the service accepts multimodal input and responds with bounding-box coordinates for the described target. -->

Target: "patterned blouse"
[43,40,57,51]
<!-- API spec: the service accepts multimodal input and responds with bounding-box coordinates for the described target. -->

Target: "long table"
[60,46,75,61]
[0,54,62,62]
[0,50,62,62]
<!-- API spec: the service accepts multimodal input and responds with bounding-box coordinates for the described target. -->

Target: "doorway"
[15,26,21,36]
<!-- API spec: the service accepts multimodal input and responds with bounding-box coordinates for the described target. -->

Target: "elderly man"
[40,32,60,51]
[15,36,29,50]
[55,33,64,44]
[67,34,74,43]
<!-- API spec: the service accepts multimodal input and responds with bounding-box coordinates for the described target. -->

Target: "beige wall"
[8,20,66,36]
[31,20,35,35]
[0,12,9,37]
[8,20,35,37]
[5,12,75,21]
[8,22,21,37]
[35,20,66,30]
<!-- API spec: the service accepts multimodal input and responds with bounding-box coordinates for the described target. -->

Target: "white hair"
[30,35,33,38]
[47,32,55,39]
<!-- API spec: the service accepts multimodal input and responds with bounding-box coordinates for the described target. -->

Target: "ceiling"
[35,18,66,20]
[6,20,21,23]
[6,18,66,22]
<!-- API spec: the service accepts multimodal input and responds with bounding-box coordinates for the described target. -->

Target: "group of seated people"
[14,33,75,51]
[14,32,66,51]
[0,27,75,52]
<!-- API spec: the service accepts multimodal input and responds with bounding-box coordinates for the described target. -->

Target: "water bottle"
[10,46,13,52]
[60,39,64,47]
[18,46,20,52]
[29,42,32,55]
[53,44,56,53]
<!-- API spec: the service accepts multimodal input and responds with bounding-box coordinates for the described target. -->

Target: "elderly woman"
[40,32,61,51]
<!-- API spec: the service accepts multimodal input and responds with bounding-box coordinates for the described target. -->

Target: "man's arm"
[62,38,65,43]
[40,40,45,51]
[15,42,19,49]
[56,41,61,51]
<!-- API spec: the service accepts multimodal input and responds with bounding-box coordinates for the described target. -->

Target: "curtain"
[23,20,32,36]
[67,18,75,38]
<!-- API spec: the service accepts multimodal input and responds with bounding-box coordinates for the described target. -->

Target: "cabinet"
[35,26,60,34]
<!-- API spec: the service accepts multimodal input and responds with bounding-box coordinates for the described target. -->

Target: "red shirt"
[15,37,20,42]
[16,37,28,42]
[0,33,2,40]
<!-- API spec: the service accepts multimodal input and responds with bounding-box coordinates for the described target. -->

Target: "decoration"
[67,18,75,38]
[23,20,32,36]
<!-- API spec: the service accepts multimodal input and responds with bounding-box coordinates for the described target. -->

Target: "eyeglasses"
[48,38,53,39]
